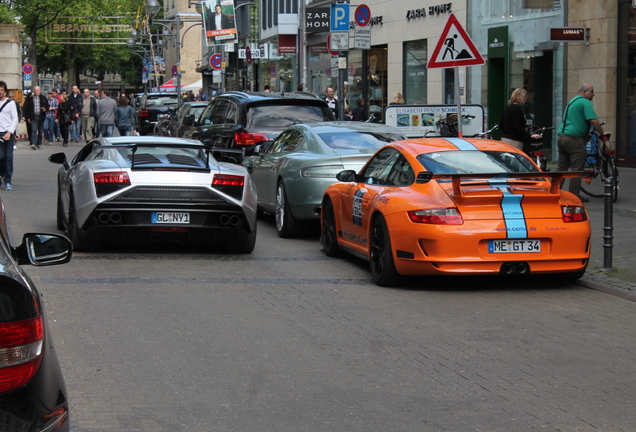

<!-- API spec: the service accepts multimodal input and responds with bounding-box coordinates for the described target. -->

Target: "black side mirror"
[183,114,195,125]
[336,170,357,182]
[48,152,70,170]
[14,233,72,266]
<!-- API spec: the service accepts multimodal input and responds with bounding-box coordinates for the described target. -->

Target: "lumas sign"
[45,16,133,44]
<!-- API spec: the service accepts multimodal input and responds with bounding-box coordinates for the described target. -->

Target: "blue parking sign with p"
[330,4,349,31]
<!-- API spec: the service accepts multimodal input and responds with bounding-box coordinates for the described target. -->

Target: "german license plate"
[488,239,540,253]
[151,212,190,224]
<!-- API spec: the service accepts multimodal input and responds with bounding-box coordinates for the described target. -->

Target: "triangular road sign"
[428,14,485,68]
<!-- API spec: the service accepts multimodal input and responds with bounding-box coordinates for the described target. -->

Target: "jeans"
[43,116,56,142]
[30,115,44,146]
[117,125,133,136]
[100,124,114,137]
[0,133,15,183]
[71,116,82,140]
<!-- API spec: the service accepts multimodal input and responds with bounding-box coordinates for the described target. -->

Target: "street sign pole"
[455,67,462,137]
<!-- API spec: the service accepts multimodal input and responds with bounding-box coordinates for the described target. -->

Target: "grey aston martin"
[242,122,405,238]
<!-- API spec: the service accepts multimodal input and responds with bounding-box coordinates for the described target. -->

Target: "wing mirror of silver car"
[14,233,73,266]
[48,152,70,170]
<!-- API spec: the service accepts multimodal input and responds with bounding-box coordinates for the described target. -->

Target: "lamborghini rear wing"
[416,170,594,196]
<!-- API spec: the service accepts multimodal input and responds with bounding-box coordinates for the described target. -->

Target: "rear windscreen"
[247,105,330,129]
[416,150,538,174]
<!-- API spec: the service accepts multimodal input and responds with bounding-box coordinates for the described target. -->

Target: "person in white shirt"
[0,81,19,190]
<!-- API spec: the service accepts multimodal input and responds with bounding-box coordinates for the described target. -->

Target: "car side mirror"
[48,152,70,170]
[336,170,357,182]
[14,233,72,266]
[184,114,194,125]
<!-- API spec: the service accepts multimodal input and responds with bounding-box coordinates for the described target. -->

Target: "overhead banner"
[203,0,237,46]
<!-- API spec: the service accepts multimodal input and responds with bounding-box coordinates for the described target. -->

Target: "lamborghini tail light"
[0,316,44,393]
[212,174,244,200]
[94,172,131,197]
[234,132,269,146]
[408,208,464,225]
[562,206,587,223]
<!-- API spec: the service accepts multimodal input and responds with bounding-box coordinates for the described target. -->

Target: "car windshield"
[319,131,403,150]
[416,150,538,174]
[247,105,329,128]
[147,95,178,105]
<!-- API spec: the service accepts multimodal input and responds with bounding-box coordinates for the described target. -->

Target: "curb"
[576,273,636,302]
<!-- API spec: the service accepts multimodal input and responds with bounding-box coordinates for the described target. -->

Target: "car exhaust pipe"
[219,214,230,226]
[501,262,530,275]
[501,262,515,275]
[98,213,110,224]
[229,215,241,226]
[313,206,322,216]
[110,212,122,224]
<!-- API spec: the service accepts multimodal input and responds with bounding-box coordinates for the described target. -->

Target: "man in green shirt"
[557,83,609,201]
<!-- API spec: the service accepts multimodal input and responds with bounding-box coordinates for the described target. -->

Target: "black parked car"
[183,91,335,163]
[0,199,73,431]
[154,101,208,137]
[136,92,180,135]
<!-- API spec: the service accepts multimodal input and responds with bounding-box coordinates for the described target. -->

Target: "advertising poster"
[384,105,485,138]
[203,0,237,46]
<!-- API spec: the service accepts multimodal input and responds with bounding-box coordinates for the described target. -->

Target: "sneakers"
[30,144,36,150]
[5,183,12,191]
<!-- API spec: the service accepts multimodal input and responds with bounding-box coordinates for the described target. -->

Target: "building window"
[404,39,427,104]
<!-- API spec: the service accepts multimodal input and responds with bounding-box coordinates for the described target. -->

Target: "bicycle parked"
[153,114,174,137]
[474,123,499,139]
[580,123,618,202]
[526,125,554,171]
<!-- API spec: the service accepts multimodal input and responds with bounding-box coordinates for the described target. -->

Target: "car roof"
[392,137,527,156]
[298,121,405,135]
[94,136,205,146]
[218,91,324,102]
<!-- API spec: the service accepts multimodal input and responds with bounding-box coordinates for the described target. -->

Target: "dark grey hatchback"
[0,199,73,431]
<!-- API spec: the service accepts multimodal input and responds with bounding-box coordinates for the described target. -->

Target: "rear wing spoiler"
[96,143,244,170]
[416,170,594,196]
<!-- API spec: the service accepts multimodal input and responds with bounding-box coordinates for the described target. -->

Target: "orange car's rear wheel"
[370,215,400,286]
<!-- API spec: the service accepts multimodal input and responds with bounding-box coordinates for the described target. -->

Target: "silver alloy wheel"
[275,183,285,232]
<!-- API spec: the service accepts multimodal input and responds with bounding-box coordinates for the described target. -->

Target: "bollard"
[602,173,614,271]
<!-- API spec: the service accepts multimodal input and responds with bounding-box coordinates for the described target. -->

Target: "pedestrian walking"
[44,91,58,145]
[52,88,62,142]
[325,86,338,118]
[69,85,83,142]
[81,88,97,142]
[557,83,610,202]
[22,86,49,150]
[97,89,117,137]
[115,95,136,136]
[0,81,19,190]
[56,93,72,147]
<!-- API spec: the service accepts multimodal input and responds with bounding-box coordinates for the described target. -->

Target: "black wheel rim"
[323,201,336,249]
[370,220,386,278]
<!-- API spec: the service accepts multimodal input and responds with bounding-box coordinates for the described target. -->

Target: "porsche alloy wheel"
[321,198,340,257]
[275,181,302,238]
[369,215,400,286]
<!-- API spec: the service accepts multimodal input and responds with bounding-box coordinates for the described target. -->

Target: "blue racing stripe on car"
[489,181,527,239]
[445,138,479,151]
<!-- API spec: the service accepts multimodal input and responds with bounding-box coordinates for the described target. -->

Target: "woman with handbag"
[115,95,136,136]
[57,93,72,147]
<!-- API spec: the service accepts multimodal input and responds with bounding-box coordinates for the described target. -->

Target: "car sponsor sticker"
[152,212,190,224]
[352,188,367,226]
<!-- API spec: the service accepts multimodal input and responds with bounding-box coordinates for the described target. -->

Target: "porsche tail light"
[212,174,244,200]
[0,316,44,393]
[234,132,269,146]
[140,108,148,117]
[562,206,587,223]
[408,208,463,225]
[94,172,131,197]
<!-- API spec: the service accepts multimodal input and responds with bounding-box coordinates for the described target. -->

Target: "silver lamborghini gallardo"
[49,136,257,252]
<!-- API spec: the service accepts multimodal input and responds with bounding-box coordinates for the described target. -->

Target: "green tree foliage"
[10,0,148,88]
[0,4,18,24]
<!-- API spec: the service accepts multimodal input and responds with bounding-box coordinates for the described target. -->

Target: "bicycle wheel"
[153,120,164,136]
[580,159,604,197]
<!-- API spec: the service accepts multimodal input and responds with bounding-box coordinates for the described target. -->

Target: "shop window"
[404,39,427,104]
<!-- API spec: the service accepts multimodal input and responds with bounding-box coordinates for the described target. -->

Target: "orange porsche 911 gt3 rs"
[321,137,592,286]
